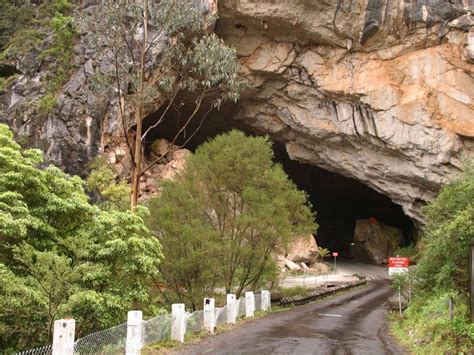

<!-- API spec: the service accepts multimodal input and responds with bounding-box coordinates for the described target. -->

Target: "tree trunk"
[130,0,148,212]
[130,107,142,211]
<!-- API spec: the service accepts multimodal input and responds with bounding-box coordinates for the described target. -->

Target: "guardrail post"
[226,294,237,324]
[52,318,75,355]
[126,310,142,355]
[171,304,186,343]
[261,290,271,311]
[245,291,255,318]
[203,298,215,333]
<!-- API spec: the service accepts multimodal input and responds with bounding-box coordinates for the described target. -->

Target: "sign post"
[470,245,473,323]
[389,256,409,316]
[332,252,338,273]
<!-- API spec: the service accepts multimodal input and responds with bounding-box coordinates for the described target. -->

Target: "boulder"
[150,138,175,159]
[283,234,319,264]
[353,219,403,265]
[284,259,301,271]
[159,148,191,181]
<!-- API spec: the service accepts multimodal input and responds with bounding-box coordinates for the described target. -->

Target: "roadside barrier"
[15,290,271,355]
[279,279,367,306]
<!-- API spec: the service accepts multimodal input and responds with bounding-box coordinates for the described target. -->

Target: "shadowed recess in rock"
[142,103,417,262]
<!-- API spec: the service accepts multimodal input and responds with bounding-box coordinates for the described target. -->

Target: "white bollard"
[203,298,215,333]
[171,304,186,343]
[52,318,75,355]
[126,311,142,355]
[261,290,271,311]
[245,291,255,318]
[226,294,237,324]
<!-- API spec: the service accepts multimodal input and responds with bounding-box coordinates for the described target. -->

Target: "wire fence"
[73,322,127,355]
[16,291,269,354]
[186,310,204,333]
[15,345,52,355]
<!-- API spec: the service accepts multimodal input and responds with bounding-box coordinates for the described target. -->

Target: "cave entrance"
[142,104,416,263]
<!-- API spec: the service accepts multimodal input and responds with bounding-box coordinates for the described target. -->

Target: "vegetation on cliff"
[393,166,474,353]
[88,0,244,210]
[0,124,162,352]
[146,130,316,310]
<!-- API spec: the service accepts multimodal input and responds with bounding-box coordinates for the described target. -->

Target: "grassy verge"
[389,292,474,354]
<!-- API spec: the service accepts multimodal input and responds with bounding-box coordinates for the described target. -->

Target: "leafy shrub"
[393,292,474,353]
[0,0,35,51]
[0,124,162,352]
[392,243,418,262]
[392,166,474,353]
[36,92,58,113]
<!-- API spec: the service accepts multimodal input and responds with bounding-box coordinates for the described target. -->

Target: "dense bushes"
[393,166,474,353]
[0,124,162,352]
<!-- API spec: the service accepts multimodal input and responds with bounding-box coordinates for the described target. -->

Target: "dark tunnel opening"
[142,103,417,262]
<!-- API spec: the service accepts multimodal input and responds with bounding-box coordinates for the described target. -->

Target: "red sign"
[332,252,339,257]
[388,257,409,268]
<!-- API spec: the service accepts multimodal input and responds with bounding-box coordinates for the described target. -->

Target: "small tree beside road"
[146,130,316,309]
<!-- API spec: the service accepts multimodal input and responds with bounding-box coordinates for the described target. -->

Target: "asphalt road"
[180,280,405,355]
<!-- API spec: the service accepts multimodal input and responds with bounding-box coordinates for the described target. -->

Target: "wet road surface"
[180,280,405,355]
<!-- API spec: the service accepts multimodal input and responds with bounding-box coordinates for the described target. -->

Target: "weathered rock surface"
[0,0,473,225]
[216,0,474,224]
[106,138,190,200]
[353,219,403,265]
[285,234,319,264]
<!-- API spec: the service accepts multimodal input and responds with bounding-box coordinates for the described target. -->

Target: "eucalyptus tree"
[89,0,243,210]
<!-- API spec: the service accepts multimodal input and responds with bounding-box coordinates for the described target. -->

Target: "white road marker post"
[203,298,215,333]
[126,311,142,355]
[52,318,75,355]
[226,294,237,324]
[261,290,271,312]
[171,304,186,343]
[245,291,255,318]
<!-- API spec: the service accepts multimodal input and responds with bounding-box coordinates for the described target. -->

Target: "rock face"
[216,0,474,224]
[353,219,403,265]
[0,0,473,225]
[105,137,190,200]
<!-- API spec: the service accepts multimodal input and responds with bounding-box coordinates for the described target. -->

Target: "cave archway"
[142,104,416,262]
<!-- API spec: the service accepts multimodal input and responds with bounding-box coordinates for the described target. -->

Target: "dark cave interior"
[142,104,416,258]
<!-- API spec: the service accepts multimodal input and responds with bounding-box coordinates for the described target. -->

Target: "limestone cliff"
[0,0,473,224]
[216,0,474,224]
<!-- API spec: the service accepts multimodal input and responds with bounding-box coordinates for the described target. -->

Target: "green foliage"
[0,0,35,51]
[392,243,418,261]
[36,92,58,113]
[392,291,474,353]
[0,124,162,352]
[36,1,77,113]
[146,130,316,310]
[416,166,474,292]
[0,74,19,91]
[89,0,243,120]
[0,1,77,114]
[392,166,474,353]
[86,158,130,211]
[317,246,330,262]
